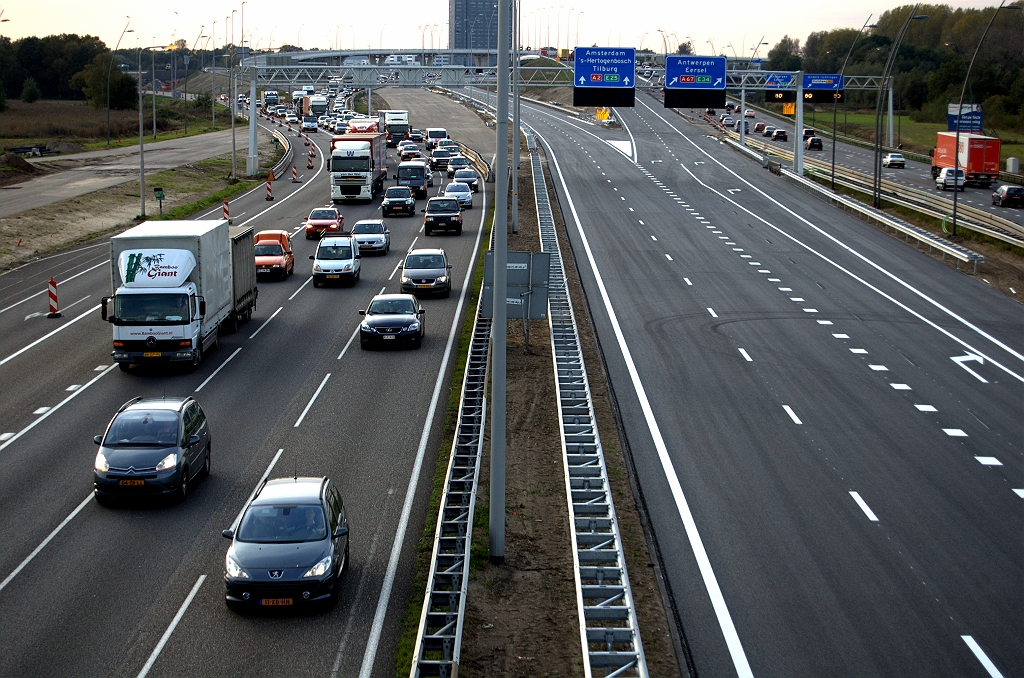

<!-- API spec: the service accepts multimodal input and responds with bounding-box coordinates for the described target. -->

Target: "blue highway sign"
[665,56,727,89]
[802,73,844,90]
[573,47,635,88]
[764,72,794,89]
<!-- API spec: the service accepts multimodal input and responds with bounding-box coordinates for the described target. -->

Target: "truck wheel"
[118,363,131,373]
[191,347,203,371]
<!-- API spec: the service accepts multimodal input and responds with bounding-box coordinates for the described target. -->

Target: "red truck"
[929,132,1001,188]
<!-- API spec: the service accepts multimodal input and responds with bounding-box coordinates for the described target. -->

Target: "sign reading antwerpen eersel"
[573,47,636,107]
[663,55,726,109]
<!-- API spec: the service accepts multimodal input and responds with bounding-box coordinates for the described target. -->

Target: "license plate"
[260,598,293,606]
[119,479,145,486]
[327,274,340,279]
[258,269,270,273]
[416,284,433,289]
[382,335,395,340]
[143,352,161,358]
[360,245,372,249]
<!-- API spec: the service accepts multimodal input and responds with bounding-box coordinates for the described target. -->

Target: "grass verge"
[391,200,494,677]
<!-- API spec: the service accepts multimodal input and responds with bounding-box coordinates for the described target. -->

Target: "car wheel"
[177,467,189,502]
[959,187,964,192]
[118,362,131,373]
[443,286,451,299]
[313,279,320,288]
[455,225,463,235]
[288,264,294,276]
[202,444,211,478]
[94,492,113,507]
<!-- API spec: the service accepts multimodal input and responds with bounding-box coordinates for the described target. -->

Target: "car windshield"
[428,199,459,212]
[105,409,179,447]
[385,187,411,198]
[353,222,384,234]
[317,244,353,260]
[398,166,425,179]
[303,116,315,123]
[310,210,337,220]
[368,298,417,314]
[236,505,327,543]
[254,244,284,256]
[114,293,191,323]
[405,254,446,269]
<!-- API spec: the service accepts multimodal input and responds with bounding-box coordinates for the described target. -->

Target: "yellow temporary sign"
[782,102,795,115]
[596,108,610,121]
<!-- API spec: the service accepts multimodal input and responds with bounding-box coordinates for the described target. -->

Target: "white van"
[425,128,449,150]
[311,236,361,287]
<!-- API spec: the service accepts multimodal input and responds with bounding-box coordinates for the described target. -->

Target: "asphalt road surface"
[489,88,1021,677]
[1,128,268,219]
[0,91,494,678]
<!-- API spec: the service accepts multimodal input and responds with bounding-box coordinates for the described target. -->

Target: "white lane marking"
[136,575,207,678]
[915,404,937,412]
[94,364,109,371]
[288,276,313,300]
[294,373,331,427]
[818,320,834,325]
[0,304,101,367]
[790,297,805,302]
[194,347,242,392]
[768,278,781,282]
[358,173,488,678]
[850,348,868,354]
[0,261,106,315]
[943,428,967,437]
[628,207,635,212]
[1013,489,1024,498]
[229,448,284,531]
[640,100,1024,382]
[651,236,658,241]
[0,364,117,453]
[684,278,692,286]
[849,491,879,521]
[0,493,93,593]
[337,325,360,360]
[833,333,849,339]
[533,127,754,678]
[869,365,889,371]
[707,307,718,318]
[738,348,752,362]
[249,307,282,340]
[0,432,12,441]
[407,236,419,252]
[665,254,673,261]
[638,220,645,225]
[32,407,51,414]
[612,109,639,163]
[803,309,818,313]
[65,384,81,391]
[233,138,327,231]
[388,262,402,280]
[2,241,107,274]
[891,383,912,390]
[961,635,1005,678]
[758,270,771,274]
[783,405,802,424]
[951,353,989,383]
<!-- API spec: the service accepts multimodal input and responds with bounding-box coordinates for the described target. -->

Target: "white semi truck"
[102,220,258,372]
[330,132,387,202]
[381,109,410,147]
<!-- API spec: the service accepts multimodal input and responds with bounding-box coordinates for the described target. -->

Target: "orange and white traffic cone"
[303,134,310,147]
[291,165,300,183]
[306,150,314,170]
[46,277,61,318]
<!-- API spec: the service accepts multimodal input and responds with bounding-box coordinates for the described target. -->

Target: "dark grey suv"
[223,477,349,611]
[93,396,211,504]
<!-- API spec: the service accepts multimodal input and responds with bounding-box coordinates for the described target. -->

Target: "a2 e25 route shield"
[664,55,727,108]
[573,47,635,107]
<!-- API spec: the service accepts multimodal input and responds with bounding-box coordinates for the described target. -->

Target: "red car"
[304,208,344,240]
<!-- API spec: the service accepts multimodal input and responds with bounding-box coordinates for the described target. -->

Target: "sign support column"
[795,72,804,176]
[740,87,746,145]
[490,0,510,565]
[887,80,894,147]
[247,71,258,176]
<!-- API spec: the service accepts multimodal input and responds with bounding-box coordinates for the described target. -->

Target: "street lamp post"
[107,19,132,145]
[138,46,146,217]
[950,0,1020,236]
[575,10,582,48]
[830,15,873,190]
[184,28,204,136]
[872,6,927,208]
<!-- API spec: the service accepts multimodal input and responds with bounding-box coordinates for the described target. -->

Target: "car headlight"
[313,264,323,272]
[401,276,411,284]
[437,275,448,283]
[226,552,249,579]
[407,321,420,332]
[95,451,109,472]
[303,555,332,578]
[406,199,414,205]
[343,264,352,271]
[155,452,177,471]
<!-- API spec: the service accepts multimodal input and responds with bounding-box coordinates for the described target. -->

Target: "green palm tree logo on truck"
[124,252,165,283]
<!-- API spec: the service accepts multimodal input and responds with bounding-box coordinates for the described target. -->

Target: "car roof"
[123,397,188,412]
[408,247,445,256]
[320,236,354,245]
[445,182,470,190]
[253,477,326,504]
[370,293,417,302]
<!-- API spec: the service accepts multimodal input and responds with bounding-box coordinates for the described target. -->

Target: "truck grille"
[337,185,362,195]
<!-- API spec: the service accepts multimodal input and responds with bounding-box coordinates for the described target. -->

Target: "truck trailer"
[102,220,257,371]
[930,132,1001,188]
[330,133,387,202]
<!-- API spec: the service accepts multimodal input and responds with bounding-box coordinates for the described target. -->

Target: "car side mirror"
[333,526,349,538]
[188,434,201,447]
[417,309,425,315]
[420,209,425,213]
[447,264,453,269]
[393,174,397,180]
[309,255,315,260]
[358,310,366,316]
[222,529,234,539]
[94,435,103,445]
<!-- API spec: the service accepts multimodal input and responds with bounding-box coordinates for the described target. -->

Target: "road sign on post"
[802,73,845,103]
[572,47,636,107]
[765,73,796,103]
[664,55,727,108]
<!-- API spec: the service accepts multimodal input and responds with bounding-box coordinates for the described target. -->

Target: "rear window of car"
[428,130,447,138]
[385,187,412,198]
[237,505,327,543]
[1007,187,1023,196]
[310,210,337,220]
[105,409,179,446]
[353,221,385,234]
[446,183,470,193]
[432,150,451,158]
[428,199,459,212]
[455,170,476,179]
[317,244,353,260]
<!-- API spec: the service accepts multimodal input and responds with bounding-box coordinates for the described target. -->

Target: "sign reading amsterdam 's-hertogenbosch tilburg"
[573,47,636,88]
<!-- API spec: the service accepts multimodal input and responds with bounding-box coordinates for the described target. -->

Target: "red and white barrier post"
[223,199,232,224]
[46,277,61,318]
[306,149,314,170]
[291,164,300,183]
[266,169,275,201]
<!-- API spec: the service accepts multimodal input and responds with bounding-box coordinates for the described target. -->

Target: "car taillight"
[113,341,124,347]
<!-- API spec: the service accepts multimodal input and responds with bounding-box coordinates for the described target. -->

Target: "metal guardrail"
[526,124,648,677]
[411,304,491,678]
[270,127,293,180]
[454,141,494,184]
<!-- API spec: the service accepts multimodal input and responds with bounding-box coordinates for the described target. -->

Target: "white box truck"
[102,220,258,371]
[380,109,410,147]
[330,132,387,202]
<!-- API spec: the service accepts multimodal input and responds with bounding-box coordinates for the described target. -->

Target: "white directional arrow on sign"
[579,76,585,85]
[669,77,678,86]
[952,353,988,383]
[713,77,723,87]
[623,77,630,85]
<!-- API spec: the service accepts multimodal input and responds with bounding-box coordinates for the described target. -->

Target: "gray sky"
[0,0,1006,55]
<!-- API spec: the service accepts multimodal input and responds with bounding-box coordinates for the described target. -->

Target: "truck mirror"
[101,297,109,321]
[198,298,206,317]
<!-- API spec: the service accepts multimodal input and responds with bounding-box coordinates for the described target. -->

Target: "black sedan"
[382,186,416,217]
[453,168,480,192]
[93,396,211,504]
[359,294,425,348]
[992,185,1023,207]
[223,477,349,611]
